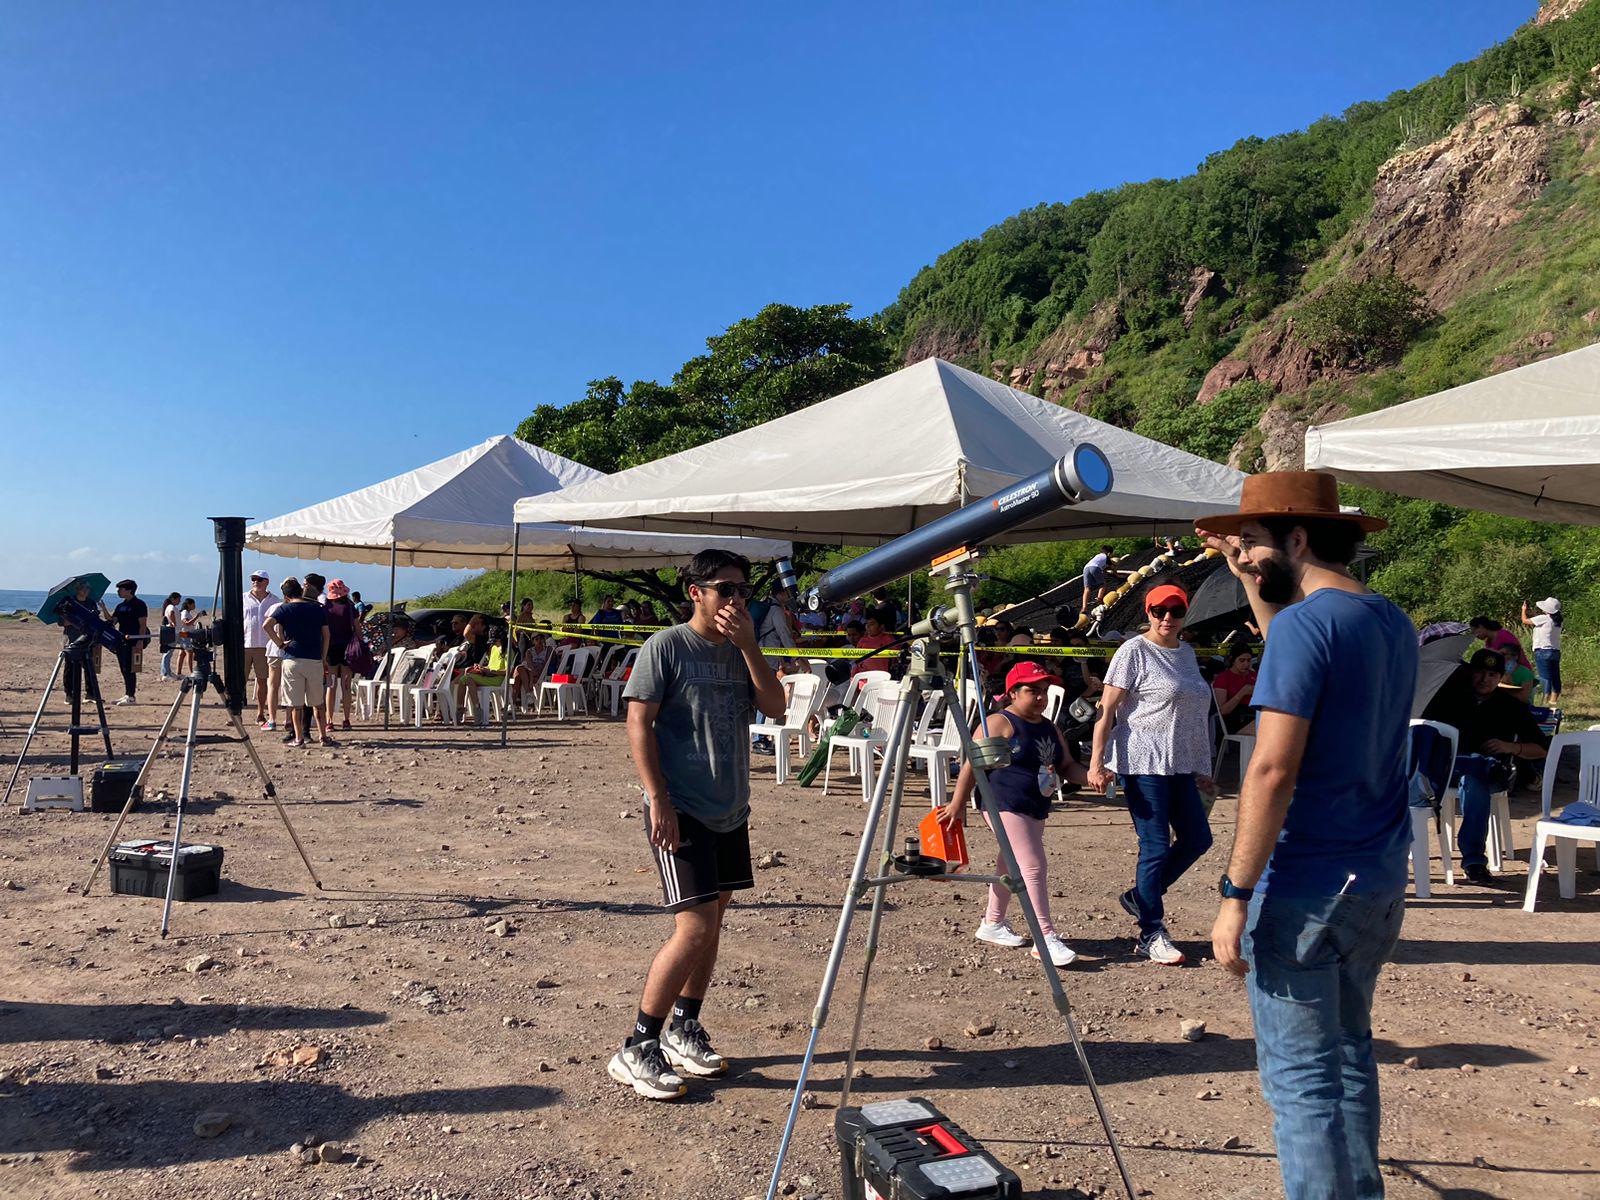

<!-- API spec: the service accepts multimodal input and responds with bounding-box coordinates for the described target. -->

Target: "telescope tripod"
[766,567,1135,1200]
[3,638,115,807]
[80,649,324,937]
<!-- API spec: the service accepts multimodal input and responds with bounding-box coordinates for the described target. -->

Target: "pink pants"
[983,809,1054,937]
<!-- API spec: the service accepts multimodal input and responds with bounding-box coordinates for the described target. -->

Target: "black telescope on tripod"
[802,443,1115,611]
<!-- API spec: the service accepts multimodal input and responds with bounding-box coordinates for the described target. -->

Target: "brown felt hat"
[1194,471,1386,537]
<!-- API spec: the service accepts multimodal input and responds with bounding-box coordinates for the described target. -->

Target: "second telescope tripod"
[766,557,1136,1200]
[80,641,324,936]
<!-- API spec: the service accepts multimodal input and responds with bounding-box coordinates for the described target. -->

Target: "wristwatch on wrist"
[1218,873,1255,901]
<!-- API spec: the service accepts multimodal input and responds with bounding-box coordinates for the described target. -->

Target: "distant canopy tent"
[512,358,1247,543]
[1304,341,1600,525]
[246,434,791,737]
[245,435,789,571]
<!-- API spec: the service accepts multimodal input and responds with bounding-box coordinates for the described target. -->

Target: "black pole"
[210,517,248,716]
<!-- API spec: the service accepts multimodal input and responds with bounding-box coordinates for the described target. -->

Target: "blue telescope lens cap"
[1070,443,1114,500]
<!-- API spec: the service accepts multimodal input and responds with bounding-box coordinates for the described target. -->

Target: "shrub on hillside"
[1297,274,1433,366]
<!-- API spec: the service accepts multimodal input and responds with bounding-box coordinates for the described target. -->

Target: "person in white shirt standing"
[243,570,277,726]
[1521,596,1563,706]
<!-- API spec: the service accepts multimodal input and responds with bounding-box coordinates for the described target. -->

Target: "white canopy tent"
[247,434,790,570]
[1304,342,1600,525]
[247,434,791,736]
[512,358,1246,542]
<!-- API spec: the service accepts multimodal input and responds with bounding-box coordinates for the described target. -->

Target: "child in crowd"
[938,661,1085,967]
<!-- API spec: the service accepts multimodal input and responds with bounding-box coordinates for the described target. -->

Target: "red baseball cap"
[1145,584,1189,611]
[1004,661,1061,693]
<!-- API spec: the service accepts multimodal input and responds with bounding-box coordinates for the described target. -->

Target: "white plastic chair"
[910,691,946,747]
[409,648,461,728]
[1214,733,1255,792]
[355,648,404,720]
[824,680,904,802]
[1407,719,1459,898]
[748,674,824,784]
[910,699,969,808]
[539,647,594,719]
[1523,765,1600,911]
[392,645,439,724]
[586,644,624,708]
[1541,730,1600,819]
[1434,719,1514,883]
[599,647,640,717]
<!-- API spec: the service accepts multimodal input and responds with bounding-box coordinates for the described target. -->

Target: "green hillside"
[425,1,1600,718]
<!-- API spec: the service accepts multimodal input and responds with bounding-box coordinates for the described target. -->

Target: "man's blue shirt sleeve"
[1251,607,1325,720]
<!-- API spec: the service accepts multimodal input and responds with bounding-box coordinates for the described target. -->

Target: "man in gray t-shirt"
[607,550,787,1103]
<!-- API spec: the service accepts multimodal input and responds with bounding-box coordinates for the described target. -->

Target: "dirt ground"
[0,620,1596,1200]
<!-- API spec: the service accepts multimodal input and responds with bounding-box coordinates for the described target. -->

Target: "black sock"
[627,1009,665,1047]
[670,996,703,1028]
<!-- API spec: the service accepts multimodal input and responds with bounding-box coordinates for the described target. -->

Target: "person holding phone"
[608,550,786,1101]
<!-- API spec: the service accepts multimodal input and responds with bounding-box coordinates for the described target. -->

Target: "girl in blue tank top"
[938,661,1086,967]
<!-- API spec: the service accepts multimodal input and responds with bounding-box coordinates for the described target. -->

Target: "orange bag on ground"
[919,808,969,871]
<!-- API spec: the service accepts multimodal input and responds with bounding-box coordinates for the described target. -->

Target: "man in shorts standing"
[608,549,786,1100]
[263,577,331,748]
[1080,544,1117,615]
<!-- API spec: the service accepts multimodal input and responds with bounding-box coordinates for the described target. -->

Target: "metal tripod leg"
[81,680,192,895]
[3,652,65,807]
[764,687,919,1200]
[82,656,115,761]
[838,674,920,1111]
[159,683,207,937]
[222,706,323,890]
[941,677,1136,1200]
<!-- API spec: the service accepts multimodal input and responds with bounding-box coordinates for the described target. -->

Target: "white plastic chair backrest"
[611,647,640,679]
[1044,684,1065,723]
[867,680,903,729]
[913,692,946,743]
[1542,729,1600,817]
[569,646,598,681]
[1408,719,1460,791]
[1581,763,1600,807]
[594,644,621,679]
[841,670,891,711]
[423,648,460,690]
[543,647,577,684]
[783,673,821,723]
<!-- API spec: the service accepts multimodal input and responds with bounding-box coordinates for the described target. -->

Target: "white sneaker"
[1137,928,1187,966]
[606,1039,687,1100]
[1031,934,1078,967]
[661,1018,727,1077]
[114,695,134,706]
[975,920,1027,949]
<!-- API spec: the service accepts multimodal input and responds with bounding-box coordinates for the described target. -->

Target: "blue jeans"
[1246,889,1406,1200]
[1534,648,1561,697]
[1120,773,1212,935]
[1451,756,1502,871]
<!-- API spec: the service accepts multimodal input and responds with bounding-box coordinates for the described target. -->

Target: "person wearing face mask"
[1197,471,1416,1200]
[1088,584,1215,966]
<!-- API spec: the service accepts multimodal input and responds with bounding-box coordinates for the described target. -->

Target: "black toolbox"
[90,760,144,814]
[108,840,224,900]
[835,1097,1021,1200]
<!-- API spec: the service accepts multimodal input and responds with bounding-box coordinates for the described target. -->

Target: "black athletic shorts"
[646,805,753,913]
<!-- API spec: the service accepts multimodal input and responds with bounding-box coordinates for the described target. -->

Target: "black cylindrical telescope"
[804,444,1114,610]
[211,516,248,715]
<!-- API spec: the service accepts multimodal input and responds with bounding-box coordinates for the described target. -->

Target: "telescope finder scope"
[803,444,1113,611]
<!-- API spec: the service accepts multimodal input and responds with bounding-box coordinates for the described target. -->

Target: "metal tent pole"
[384,542,397,730]
[502,525,520,747]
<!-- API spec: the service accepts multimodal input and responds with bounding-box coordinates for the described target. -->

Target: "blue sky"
[0,1,1535,599]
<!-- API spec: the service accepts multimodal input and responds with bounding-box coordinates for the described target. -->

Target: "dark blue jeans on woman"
[1120,773,1213,935]
[1535,648,1562,698]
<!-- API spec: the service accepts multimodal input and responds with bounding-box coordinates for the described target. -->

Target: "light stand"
[765,554,1136,1200]
[80,518,325,937]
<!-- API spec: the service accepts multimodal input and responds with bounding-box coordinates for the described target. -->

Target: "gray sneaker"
[1136,928,1187,966]
[661,1018,727,1077]
[606,1038,686,1100]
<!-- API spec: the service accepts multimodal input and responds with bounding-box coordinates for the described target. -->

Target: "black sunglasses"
[1148,605,1187,619]
[696,580,754,600]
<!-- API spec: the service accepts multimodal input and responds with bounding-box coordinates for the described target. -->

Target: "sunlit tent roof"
[1304,341,1600,526]
[512,359,1246,544]
[247,435,791,570]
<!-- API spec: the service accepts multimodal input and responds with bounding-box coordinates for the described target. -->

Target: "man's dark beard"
[1255,552,1297,605]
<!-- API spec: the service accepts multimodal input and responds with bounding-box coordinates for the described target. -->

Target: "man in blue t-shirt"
[1198,471,1417,1200]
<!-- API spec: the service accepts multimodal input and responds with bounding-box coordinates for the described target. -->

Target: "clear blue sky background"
[0,1,1535,600]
